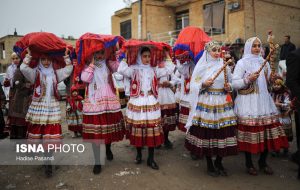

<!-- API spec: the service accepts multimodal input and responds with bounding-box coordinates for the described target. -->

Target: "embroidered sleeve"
[81,64,95,83]
[117,60,133,78]
[232,61,248,90]
[56,64,73,83]
[20,62,36,84]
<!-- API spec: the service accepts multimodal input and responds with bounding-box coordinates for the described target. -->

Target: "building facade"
[111,0,300,47]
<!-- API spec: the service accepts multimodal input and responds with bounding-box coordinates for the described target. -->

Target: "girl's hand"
[224,83,231,92]
[203,78,214,88]
[65,47,70,56]
[248,73,259,83]
[26,47,31,55]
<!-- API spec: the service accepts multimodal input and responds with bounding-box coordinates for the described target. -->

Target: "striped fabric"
[237,122,289,153]
[26,97,61,125]
[185,90,237,157]
[125,95,164,147]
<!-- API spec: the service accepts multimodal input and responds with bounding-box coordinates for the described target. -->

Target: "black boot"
[106,144,113,161]
[92,143,101,174]
[258,150,273,175]
[191,152,199,160]
[135,147,142,164]
[214,156,227,176]
[45,164,52,178]
[164,131,173,149]
[206,156,219,177]
[93,165,102,175]
[147,148,159,170]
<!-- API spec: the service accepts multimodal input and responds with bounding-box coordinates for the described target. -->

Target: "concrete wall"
[0,35,22,72]
[244,0,300,47]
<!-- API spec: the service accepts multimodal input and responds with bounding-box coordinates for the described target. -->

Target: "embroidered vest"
[32,71,60,101]
[130,70,158,98]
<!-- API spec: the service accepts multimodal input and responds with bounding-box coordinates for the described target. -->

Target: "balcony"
[114,8,132,17]
[163,0,194,7]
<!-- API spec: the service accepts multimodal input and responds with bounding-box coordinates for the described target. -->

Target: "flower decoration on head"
[204,41,221,52]
[274,78,284,86]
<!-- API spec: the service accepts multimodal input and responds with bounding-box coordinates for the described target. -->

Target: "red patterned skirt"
[82,111,125,144]
[125,119,165,148]
[125,95,164,147]
[27,123,62,140]
[237,122,289,154]
[161,104,177,133]
[178,105,189,132]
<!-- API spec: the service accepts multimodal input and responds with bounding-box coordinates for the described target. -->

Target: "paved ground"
[0,102,299,190]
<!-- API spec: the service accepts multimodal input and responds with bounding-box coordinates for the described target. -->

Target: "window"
[0,43,5,59]
[203,0,225,35]
[120,20,132,40]
[175,10,189,31]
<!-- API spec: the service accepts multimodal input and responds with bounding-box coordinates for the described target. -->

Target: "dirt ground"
[0,102,299,190]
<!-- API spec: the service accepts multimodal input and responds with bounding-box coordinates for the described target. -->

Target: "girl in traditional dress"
[232,37,288,175]
[271,75,293,155]
[156,50,180,148]
[81,49,125,174]
[185,41,238,177]
[176,57,195,132]
[20,48,73,177]
[118,46,164,170]
[66,86,83,137]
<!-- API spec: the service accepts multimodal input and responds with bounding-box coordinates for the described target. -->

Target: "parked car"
[0,73,9,101]
[0,73,9,115]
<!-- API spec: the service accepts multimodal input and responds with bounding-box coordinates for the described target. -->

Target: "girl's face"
[72,90,78,97]
[273,84,281,91]
[141,51,151,65]
[251,39,261,55]
[11,56,20,65]
[94,50,105,61]
[41,57,52,68]
[209,47,221,59]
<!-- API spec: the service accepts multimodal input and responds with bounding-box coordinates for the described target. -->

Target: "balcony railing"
[148,27,225,45]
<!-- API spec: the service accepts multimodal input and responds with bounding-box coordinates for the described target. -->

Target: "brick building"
[111,0,300,47]
[0,33,76,73]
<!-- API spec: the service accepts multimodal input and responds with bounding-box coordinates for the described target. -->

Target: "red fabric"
[130,71,141,98]
[174,26,211,62]
[184,78,191,94]
[121,40,171,67]
[27,124,62,138]
[67,95,83,112]
[15,32,73,68]
[161,108,177,132]
[151,73,158,98]
[237,123,289,154]
[32,71,60,101]
[3,79,10,87]
[82,112,125,144]
[74,33,125,79]
[178,106,189,132]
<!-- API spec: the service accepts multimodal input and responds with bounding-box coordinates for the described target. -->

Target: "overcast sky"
[0,0,132,38]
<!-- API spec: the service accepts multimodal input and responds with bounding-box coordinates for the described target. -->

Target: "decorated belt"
[158,83,172,88]
[140,91,153,96]
[200,88,226,95]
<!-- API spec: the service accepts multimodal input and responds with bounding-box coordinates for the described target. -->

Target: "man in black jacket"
[286,48,300,179]
[280,35,296,61]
